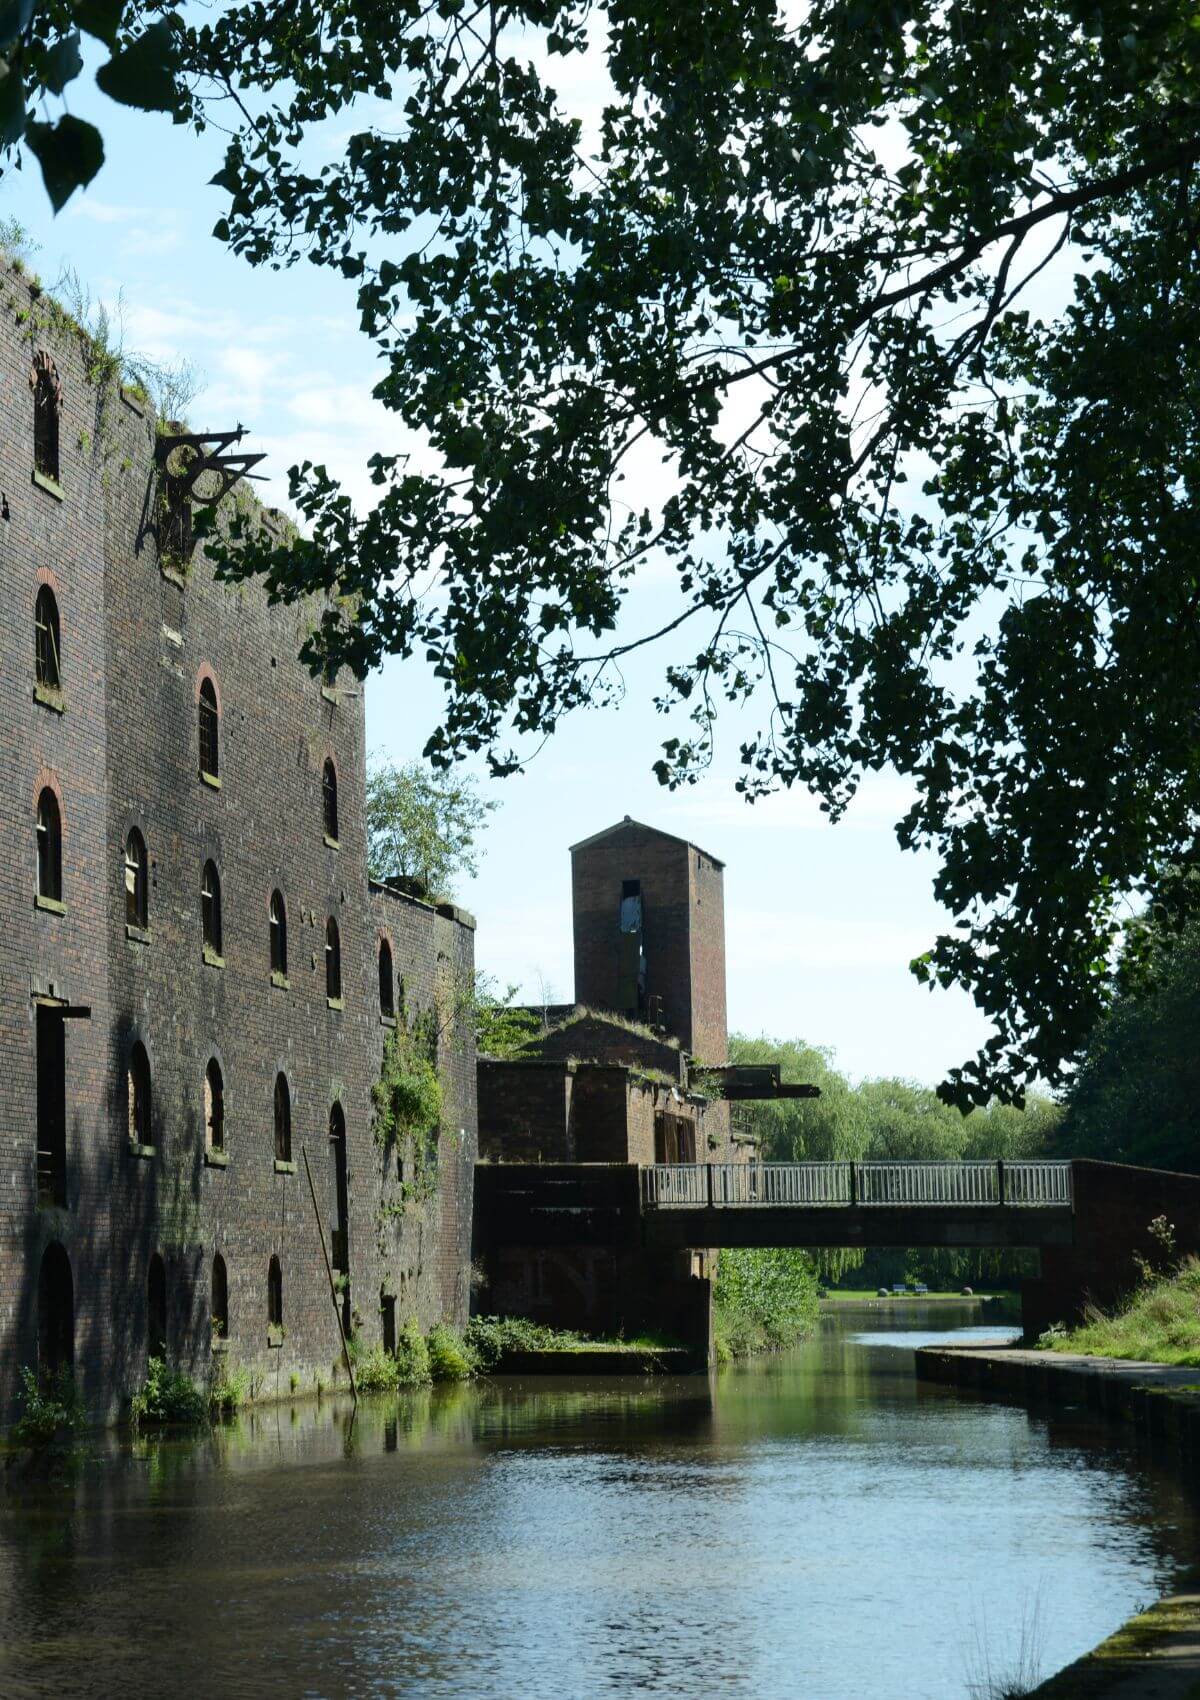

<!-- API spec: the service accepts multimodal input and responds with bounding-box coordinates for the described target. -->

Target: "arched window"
[269,889,287,978]
[198,677,219,781]
[147,1252,166,1360]
[329,1102,349,1274]
[325,916,342,1002]
[202,860,222,957]
[36,787,62,904]
[322,758,339,842]
[267,1255,283,1328]
[211,1253,229,1341]
[273,1073,291,1163]
[205,1058,224,1153]
[125,828,147,928]
[34,585,61,690]
[31,352,60,483]
[37,1242,73,1378]
[128,1041,152,1148]
[379,939,394,1019]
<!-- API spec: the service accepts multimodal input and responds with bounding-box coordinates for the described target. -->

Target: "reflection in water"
[0,1305,1195,1699]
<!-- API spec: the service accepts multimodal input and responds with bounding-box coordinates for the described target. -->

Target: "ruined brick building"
[475,818,769,1350]
[0,259,477,1425]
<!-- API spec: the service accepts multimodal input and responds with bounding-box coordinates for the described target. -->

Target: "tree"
[14,1,1200,1101]
[0,3,181,208]
[366,758,495,899]
[1059,919,1200,1174]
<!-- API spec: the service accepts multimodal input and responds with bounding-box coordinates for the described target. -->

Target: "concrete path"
[1024,1594,1200,1698]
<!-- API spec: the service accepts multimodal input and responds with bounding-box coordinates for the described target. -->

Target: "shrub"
[354,1345,402,1393]
[713,1247,820,1360]
[130,1357,208,1428]
[209,1360,251,1416]
[11,1366,84,1446]
[464,1314,590,1369]
[394,1317,432,1385]
[427,1323,474,1381]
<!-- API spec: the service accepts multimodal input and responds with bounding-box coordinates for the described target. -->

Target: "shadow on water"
[1,1305,1198,1700]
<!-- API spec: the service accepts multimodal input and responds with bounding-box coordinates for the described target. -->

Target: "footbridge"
[640,1160,1075,1250]
[474,1157,1200,1344]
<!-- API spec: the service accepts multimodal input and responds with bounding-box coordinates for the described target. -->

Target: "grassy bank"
[1044,1258,1200,1366]
[713,1247,820,1363]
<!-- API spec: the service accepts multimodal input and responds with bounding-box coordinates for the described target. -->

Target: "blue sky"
[2,80,998,1085]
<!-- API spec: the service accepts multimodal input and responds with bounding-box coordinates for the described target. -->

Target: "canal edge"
[915,1343,1200,1697]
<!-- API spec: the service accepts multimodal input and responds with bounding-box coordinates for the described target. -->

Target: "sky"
[0,64,1008,1087]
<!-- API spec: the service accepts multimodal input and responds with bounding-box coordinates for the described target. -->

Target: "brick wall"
[0,260,476,1424]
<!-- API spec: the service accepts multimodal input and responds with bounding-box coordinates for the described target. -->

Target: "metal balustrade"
[640,1160,1073,1209]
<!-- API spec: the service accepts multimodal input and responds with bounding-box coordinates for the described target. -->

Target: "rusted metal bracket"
[155,424,267,507]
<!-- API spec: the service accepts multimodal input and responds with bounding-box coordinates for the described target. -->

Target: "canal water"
[1,1304,1197,1699]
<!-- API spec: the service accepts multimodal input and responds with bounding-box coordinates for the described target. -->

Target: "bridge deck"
[640,1161,1076,1249]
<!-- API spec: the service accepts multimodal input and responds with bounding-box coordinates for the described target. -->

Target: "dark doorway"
[37,1242,73,1379]
[147,1253,167,1360]
[329,1103,349,1275]
[36,1006,66,1207]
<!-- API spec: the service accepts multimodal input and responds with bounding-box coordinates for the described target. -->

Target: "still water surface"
[1,1306,1197,1700]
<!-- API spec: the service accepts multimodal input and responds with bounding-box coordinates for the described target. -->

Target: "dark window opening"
[621,878,641,898]
[325,916,342,1001]
[273,1073,291,1163]
[617,877,645,1019]
[269,889,287,977]
[267,1255,283,1328]
[147,1252,167,1361]
[322,758,338,841]
[36,787,62,903]
[34,585,61,690]
[36,1006,66,1207]
[198,678,219,780]
[205,1058,224,1152]
[379,940,394,1019]
[211,1253,229,1340]
[128,1041,152,1147]
[161,473,192,561]
[32,355,60,483]
[125,828,148,928]
[37,1242,73,1380]
[329,1102,348,1274]
[381,1296,396,1356]
[201,860,222,956]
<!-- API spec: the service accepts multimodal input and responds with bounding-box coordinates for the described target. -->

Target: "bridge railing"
[640,1160,1073,1209]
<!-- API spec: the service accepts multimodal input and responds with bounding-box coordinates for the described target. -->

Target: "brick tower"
[569,817,727,1064]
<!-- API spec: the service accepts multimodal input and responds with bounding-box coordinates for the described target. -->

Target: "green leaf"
[42,31,82,96]
[74,0,126,46]
[0,56,25,146]
[0,0,34,50]
[24,114,103,209]
[94,19,177,112]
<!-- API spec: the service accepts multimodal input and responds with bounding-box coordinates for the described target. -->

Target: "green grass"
[1045,1258,1200,1365]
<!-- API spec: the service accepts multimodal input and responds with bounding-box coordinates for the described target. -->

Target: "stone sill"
[267,1326,284,1349]
[162,624,183,649]
[160,561,188,588]
[32,468,64,501]
[204,1149,228,1169]
[320,685,338,704]
[270,970,289,990]
[274,1158,296,1175]
[127,1141,156,1160]
[203,946,225,969]
[380,1014,397,1029]
[33,684,65,713]
[324,834,340,850]
[35,895,65,916]
[125,923,151,946]
[200,769,221,790]
[121,385,147,416]
[327,996,344,1012]
[211,1335,229,1354]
